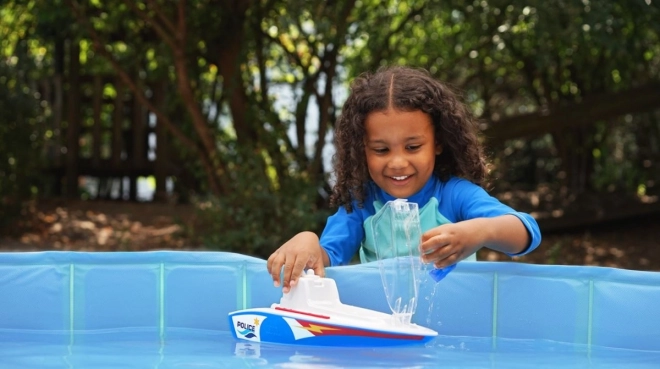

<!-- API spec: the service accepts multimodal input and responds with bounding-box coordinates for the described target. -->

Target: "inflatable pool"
[0,251,658,368]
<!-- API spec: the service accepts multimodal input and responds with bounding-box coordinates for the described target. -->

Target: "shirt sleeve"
[447,178,542,256]
[319,205,365,266]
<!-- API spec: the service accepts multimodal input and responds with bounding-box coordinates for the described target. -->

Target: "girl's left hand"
[419,220,484,268]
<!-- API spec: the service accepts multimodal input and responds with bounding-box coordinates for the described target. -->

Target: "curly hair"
[329,65,489,212]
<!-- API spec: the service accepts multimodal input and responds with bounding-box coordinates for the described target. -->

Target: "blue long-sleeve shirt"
[319,176,542,266]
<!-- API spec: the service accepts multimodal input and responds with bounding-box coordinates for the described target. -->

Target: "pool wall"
[0,251,658,351]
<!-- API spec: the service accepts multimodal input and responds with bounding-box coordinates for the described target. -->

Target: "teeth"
[392,176,409,181]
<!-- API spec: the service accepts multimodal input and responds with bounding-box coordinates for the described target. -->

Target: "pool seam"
[69,263,74,345]
[588,279,593,349]
[492,272,498,347]
[160,263,165,343]
[242,261,248,309]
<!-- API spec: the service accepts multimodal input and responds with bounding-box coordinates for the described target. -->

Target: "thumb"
[422,224,447,241]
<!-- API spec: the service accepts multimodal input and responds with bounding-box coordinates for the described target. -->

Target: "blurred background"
[0,0,658,270]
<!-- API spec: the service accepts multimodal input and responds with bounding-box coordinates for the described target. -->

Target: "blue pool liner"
[0,251,659,352]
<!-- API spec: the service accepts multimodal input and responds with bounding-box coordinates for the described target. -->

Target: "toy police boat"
[228,269,437,347]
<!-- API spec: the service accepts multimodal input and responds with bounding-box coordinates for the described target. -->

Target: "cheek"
[364,154,375,171]
[364,154,381,174]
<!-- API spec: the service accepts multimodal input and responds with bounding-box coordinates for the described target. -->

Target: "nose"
[387,153,409,169]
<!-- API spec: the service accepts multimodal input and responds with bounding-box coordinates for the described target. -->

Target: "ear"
[435,143,443,155]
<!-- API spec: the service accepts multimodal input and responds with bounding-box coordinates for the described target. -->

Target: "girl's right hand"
[266,231,328,293]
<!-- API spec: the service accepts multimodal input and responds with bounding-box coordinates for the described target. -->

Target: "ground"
[1,198,659,272]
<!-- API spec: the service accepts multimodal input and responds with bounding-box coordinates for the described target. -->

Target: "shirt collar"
[376,175,437,206]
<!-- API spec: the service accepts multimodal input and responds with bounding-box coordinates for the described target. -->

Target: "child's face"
[364,109,442,199]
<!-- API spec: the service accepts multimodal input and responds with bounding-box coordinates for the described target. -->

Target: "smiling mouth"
[390,175,411,181]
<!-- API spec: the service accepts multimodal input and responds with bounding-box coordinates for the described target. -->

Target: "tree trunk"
[65,40,81,199]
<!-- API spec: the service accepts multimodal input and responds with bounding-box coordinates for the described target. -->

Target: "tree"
[0,0,47,225]
[2,0,659,252]
[344,0,660,196]
[56,0,363,254]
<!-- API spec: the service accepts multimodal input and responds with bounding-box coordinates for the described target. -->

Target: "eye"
[406,144,422,151]
[371,147,389,154]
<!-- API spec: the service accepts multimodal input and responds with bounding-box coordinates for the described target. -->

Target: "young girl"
[267,66,541,293]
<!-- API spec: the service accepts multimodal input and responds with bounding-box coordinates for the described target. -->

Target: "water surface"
[1,329,659,368]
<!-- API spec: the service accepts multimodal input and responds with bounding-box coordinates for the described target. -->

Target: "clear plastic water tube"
[370,199,457,325]
[370,199,424,325]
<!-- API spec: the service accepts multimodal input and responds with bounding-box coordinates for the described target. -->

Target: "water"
[372,199,424,326]
[1,329,659,368]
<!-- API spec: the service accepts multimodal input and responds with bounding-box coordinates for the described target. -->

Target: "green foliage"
[1,0,658,244]
[191,149,330,259]
[0,61,46,228]
[345,0,660,197]
[591,116,658,195]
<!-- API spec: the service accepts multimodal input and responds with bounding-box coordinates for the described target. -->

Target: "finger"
[268,252,284,287]
[421,226,444,242]
[420,230,434,243]
[434,251,459,269]
[312,263,325,278]
[289,256,309,287]
[308,256,325,278]
[425,242,457,265]
[266,251,275,273]
[281,255,296,293]
[419,235,448,258]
